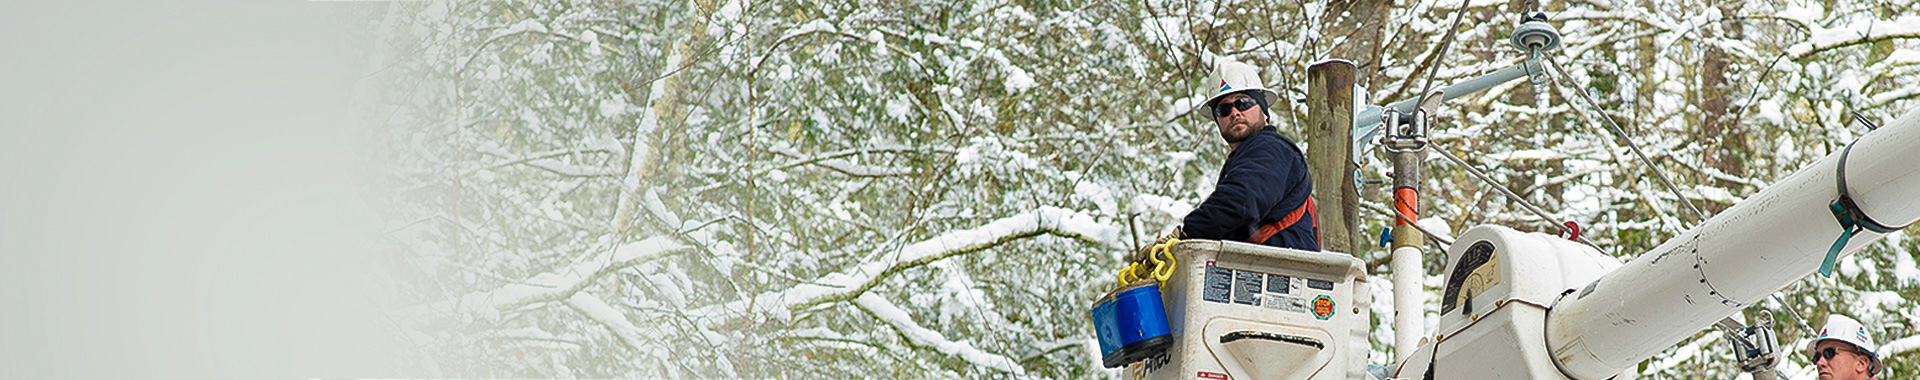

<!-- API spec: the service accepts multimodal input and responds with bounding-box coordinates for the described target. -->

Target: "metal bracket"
[1350,12,1564,164]
[1379,107,1433,154]
[1727,312,1782,379]
[1352,64,1530,162]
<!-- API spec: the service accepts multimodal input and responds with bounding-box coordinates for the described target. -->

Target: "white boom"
[1544,106,1920,379]
[1381,105,1920,380]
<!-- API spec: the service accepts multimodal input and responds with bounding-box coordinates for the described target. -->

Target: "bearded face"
[1212,92,1266,144]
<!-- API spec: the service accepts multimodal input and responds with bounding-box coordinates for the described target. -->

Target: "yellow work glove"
[1133,226,1184,262]
[1121,227,1183,283]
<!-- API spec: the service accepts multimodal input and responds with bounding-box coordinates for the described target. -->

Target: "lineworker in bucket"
[1808,315,1883,380]
[1174,61,1320,251]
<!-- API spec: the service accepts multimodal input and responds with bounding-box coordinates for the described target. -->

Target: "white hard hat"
[1807,315,1882,376]
[1201,61,1281,118]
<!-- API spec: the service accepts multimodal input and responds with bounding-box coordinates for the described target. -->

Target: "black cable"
[1543,54,1708,225]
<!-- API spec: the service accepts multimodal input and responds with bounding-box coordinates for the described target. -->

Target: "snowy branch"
[1886,334,1920,356]
[700,206,1118,317]
[1873,87,1920,108]
[516,159,623,177]
[1788,17,1920,59]
[396,237,691,324]
[853,293,1025,374]
[458,19,552,75]
[477,145,624,177]
[1019,338,1092,365]
[564,291,662,362]
[767,144,918,177]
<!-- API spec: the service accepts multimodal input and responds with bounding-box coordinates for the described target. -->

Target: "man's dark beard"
[1223,131,1248,144]
[1221,122,1259,144]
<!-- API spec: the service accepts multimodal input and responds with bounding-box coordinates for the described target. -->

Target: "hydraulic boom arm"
[1543,107,1920,379]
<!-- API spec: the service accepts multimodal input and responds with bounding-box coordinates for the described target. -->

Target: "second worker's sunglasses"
[1810,346,1866,362]
[1213,97,1259,118]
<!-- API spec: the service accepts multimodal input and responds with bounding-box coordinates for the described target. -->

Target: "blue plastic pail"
[1089,280,1172,368]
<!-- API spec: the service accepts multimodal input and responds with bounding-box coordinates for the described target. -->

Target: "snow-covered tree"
[358,0,1920,377]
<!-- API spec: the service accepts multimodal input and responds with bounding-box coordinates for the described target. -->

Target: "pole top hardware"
[1352,12,1563,165]
[1509,13,1562,53]
[1379,105,1433,154]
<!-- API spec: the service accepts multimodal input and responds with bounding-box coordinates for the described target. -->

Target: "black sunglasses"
[1811,346,1861,362]
[1213,97,1259,118]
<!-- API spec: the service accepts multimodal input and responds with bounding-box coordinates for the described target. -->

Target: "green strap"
[1823,143,1860,278]
[1821,141,1911,277]
[1821,123,1913,278]
[1821,220,1854,277]
[1825,195,1865,278]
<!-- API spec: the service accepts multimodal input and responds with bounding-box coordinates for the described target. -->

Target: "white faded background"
[0,1,396,378]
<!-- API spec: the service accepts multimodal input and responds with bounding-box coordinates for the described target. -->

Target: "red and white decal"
[1312,295,1336,320]
[1197,371,1228,379]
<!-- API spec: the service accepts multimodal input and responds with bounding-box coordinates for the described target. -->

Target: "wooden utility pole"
[1306,60,1361,255]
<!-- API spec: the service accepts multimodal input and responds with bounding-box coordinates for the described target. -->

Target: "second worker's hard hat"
[1201,61,1281,118]
[1807,315,1882,376]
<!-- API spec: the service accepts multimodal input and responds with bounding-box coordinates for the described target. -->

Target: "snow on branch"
[1873,87,1920,108]
[565,291,662,361]
[477,145,623,177]
[854,293,1025,374]
[782,19,838,40]
[1788,17,1920,59]
[513,158,623,177]
[767,144,916,177]
[397,237,690,324]
[489,19,551,41]
[1886,334,1920,356]
[703,206,1118,317]
[812,158,915,177]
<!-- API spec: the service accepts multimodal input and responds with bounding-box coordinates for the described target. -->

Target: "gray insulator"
[1509,19,1561,53]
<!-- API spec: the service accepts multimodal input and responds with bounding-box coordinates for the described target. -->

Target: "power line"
[1415,0,1476,106]
[1542,54,1709,225]
[1430,143,1605,250]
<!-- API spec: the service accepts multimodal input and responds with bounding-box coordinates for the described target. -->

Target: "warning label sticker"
[1308,278,1335,291]
[1312,295,1336,320]
[1266,274,1291,294]
[1206,265,1320,311]
[1263,294,1309,314]
[1203,265,1233,304]
[1232,270,1263,306]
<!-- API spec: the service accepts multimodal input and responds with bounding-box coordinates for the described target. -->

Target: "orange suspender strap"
[1249,196,1320,247]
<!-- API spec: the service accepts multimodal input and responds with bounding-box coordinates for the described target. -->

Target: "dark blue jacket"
[1183,126,1319,251]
